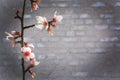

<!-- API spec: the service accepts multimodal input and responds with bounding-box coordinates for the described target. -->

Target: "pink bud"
[15,32,21,36]
[11,31,21,36]
[29,71,36,78]
[31,2,38,10]
[52,17,58,22]
[24,42,28,47]
[17,8,22,13]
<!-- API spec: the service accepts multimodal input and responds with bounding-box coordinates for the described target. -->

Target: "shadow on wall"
[69,0,120,78]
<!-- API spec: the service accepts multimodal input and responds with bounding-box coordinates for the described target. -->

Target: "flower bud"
[17,8,22,13]
[47,27,53,35]
[31,2,38,10]
[29,70,36,78]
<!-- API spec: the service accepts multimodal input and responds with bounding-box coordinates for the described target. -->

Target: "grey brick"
[110,26,120,31]
[114,2,120,7]
[95,42,114,48]
[94,25,109,30]
[69,48,87,53]
[72,72,88,77]
[66,31,75,36]
[71,25,85,30]
[100,37,119,42]
[74,19,84,25]
[85,19,93,24]
[80,13,91,19]
[91,2,106,7]
[81,37,99,42]
[75,31,86,36]
[62,37,78,42]
[84,42,95,48]
[100,14,113,19]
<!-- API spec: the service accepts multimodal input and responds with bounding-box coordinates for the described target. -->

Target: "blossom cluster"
[21,42,40,78]
[5,31,39,78]
[35,11,63,35]
[21,42,40,66]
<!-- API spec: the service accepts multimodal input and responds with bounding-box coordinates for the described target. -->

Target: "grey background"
[1,0,120,80]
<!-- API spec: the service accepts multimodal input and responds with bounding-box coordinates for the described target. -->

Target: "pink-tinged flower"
[21,47,32,61]
[35,16,48,30]
[52,11,63,22]
[33,60,40,66]
[31,2,39,11]
[21,47,32,53]
[24,42,34,48]
[5,32,17,47]
[11,30,21,37]
[30,58,40,66]
[21,47,39,65]
[30,53,40,66]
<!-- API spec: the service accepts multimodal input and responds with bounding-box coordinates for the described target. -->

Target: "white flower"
[22,55,30,61]
[5,32,16,47]
[21,47,33,61]
[29,54,40,66]
[33,60,40,66]
[53,11,63,22]
[30,58,40,66]
[35,16,48,30]
[21,47,39,66]
[11,30,21,36]
[11,30,16,35]
[21,47,32,53]
[30,52,35,58]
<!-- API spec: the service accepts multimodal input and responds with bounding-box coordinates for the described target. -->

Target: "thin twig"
[14,12,22,20]
[24,24,35,29]
[21,0,27,80]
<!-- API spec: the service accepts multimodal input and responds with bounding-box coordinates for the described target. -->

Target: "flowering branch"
[5,0,63,80]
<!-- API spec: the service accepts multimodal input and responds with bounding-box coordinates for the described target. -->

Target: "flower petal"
[34,61,40,66]
[30,53,35,59]
[21,47,32,53]
[24,42,35,48]
[36,16,44,23]
[55,15,63,22]
[53,11,63,22]
[22,53,30,61]
[35,24,44,30]
[5,32,14,38]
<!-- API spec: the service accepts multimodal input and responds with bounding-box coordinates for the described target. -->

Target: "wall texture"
[1,0,120,80]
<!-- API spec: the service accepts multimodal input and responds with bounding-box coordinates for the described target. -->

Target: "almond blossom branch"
[5,0,63,80]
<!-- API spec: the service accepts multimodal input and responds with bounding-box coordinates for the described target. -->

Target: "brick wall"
[1,0,120,80]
